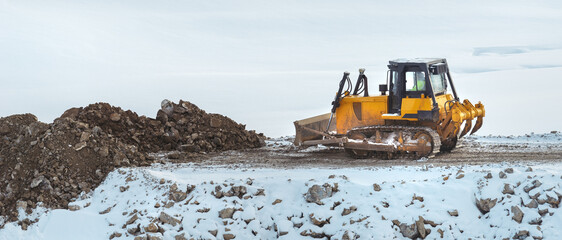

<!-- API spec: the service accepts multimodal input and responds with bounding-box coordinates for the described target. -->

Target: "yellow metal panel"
[434,94,454,119]
[335,96,387,134]
[381,96,435,121]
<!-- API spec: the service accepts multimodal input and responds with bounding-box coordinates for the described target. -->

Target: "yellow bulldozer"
[294,58,485,159]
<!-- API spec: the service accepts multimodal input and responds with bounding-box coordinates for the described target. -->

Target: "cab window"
[430,72,448,95]
[405,71,426,92]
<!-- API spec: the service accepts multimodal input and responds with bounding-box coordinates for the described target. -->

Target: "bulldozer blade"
[470,116,484,135]
[459,119,472,138]
[294,113,336,145]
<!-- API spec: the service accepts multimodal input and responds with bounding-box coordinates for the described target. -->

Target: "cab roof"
[389,58,446,65]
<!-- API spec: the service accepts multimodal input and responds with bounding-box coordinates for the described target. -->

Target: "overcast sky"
[1,0,561,137]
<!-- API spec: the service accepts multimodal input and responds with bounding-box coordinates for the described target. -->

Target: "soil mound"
[0,100,264,224]
[61,99,264,153]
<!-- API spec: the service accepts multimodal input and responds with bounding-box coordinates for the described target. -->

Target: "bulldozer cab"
[387,58,458,114]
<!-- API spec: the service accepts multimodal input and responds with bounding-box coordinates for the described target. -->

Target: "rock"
[208,230,218,237]
[447,209,458,217]
[109,232,122,239]
[300,229,325,238]
[99,206,112,214]
[511,205,524,223]
[167,151,181,159]
[197,208,210,213]
[437,228,444,238]
[68,205,81,211]
[170,183,178,192]
[74,141,87,151]
[309,214,331,227]
[128,224,141,235]
[412,194,424,202]
[342,230,358,240]
[538,208,549,216]
[484,173,493,179]
[305,184,334,205]
[210,117,222,128]
[212,186,224,199]
[219,208,236,219]
[144,223,158,233]
[529,217,542,225]
[505,168,514,174]
[185,184,196,194]
[79,132,90,142]
[147,234,163,240]
[416,216,427,239]
[502,184,515,195]
[170,191,187,202]
[272,199,282,205]
[126,214,139,225]
[399,223,419,239]
[179,144,196,152]
[513,230,529,240]
[174,234,187,240]
[159,212,181,226]
[91,126,102,135]
[499,171,507,179]
[373,183,381,191]
[110,113,121,122]
[475,198,497,214]
[134,236,146,240]
[99,146,109,157]
[381,201,390,208]
[275,219,292,236]
[423,219,438,227]
[30,176,47,188]
[255,188,265,196]
[525,167,533,172]
[341,206,357,216]
[546,194,560,207]
[161,99,174,115]
[224,185,247,198]
[456,174,465,179]
[223,233,235,240]
[524,180,542,193]
[525,199,538,208]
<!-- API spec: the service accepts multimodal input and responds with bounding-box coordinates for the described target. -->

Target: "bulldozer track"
[346,125,442,159]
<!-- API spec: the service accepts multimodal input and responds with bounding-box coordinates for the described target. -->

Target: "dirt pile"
[0,100,264,224]
[62,99,264,153]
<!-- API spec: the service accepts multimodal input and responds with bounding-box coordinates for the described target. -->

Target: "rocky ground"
[1,158,561,240]
[1,101,561,239]
[0,100,264,224]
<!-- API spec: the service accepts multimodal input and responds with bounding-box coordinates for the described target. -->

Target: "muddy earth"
[192,134,562,168]
[0,100,264,222]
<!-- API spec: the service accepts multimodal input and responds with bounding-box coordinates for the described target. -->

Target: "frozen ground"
[1,133,561,240]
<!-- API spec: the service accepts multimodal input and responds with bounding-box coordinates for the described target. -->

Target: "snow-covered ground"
[462,132,562,153]
[2,158,561,239]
